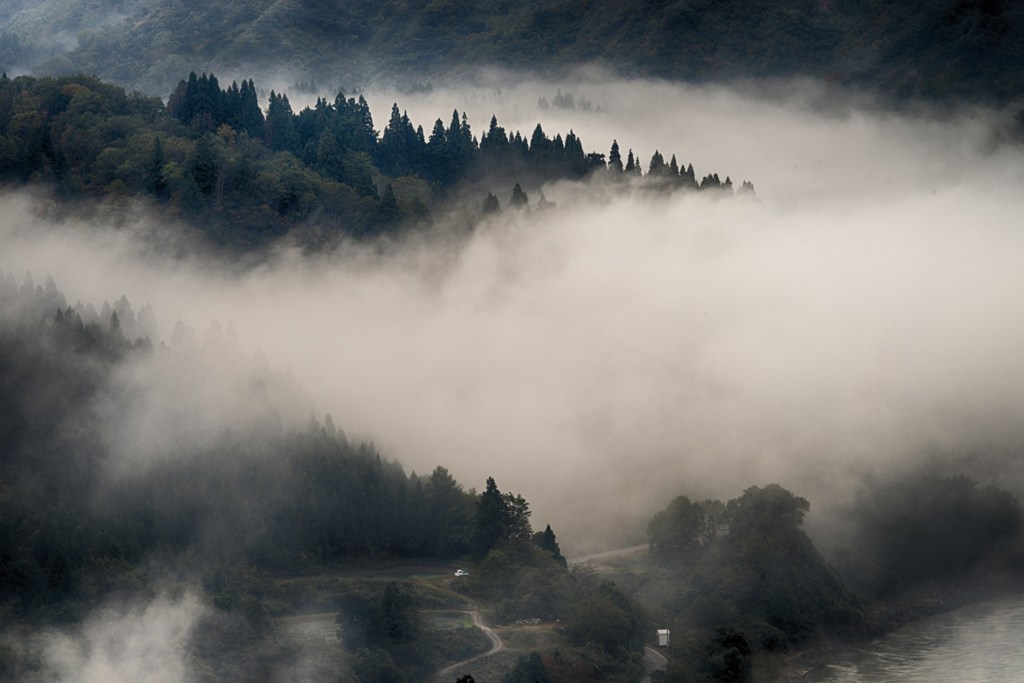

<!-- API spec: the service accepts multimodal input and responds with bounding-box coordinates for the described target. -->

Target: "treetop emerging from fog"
[0,70,753,252]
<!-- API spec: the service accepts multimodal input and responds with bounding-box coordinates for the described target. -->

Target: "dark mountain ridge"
[3,1,1023,105]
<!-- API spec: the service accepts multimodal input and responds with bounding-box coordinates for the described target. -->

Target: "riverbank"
[755,577,1024,681]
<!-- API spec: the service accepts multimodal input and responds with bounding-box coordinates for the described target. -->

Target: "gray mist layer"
[4,592,204,683]
[3,76,1024,553]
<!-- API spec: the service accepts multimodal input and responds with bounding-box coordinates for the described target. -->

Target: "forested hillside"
[0,71,747,249]
[0,269,655,682]
[3,3,1024,681]
[639,479,1023,680]
[2,1,1023,104]
[0,268,481,612]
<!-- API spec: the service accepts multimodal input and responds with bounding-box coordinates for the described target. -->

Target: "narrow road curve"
[641,645,668,683]
[433,610,505,682]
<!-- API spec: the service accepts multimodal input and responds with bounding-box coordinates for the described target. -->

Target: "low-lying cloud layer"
[15,592,204,683]
[4,76,1024,552]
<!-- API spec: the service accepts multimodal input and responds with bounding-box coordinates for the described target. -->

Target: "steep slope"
[2,1,1022,104]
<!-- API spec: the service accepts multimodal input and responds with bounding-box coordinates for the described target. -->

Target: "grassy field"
[428,610,476,631]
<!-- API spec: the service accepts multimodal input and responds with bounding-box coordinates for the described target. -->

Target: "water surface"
[810,595,1024,682]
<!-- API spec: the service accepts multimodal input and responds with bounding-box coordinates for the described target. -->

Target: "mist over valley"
[5,76,1022,548]
[3,3,1024,681]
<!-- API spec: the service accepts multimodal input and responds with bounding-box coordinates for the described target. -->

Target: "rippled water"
[810,595,1024,682]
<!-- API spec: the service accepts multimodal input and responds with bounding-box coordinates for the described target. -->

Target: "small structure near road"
[657,629,671,647]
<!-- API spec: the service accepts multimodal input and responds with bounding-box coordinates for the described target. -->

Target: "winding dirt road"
[433,610,505,682]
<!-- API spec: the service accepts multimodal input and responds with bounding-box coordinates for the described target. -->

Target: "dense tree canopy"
[648,476,1024,681]
[0,71,751,251]
[648,484,860,681]
[844,474,1023,594]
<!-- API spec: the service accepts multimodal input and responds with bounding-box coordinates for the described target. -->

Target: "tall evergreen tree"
[510,131,529,157]
[379,103,410,175]
[426,466,472,556]
[440,109,474,182]
[608,140,623,174]
[648,149,666,176]
[481,115,508,156]
[166,74,193,124]
[624,149,637,175]
[473,477,507,559]
[482,192,501,214]
[529,123,550,157]
[564,130,587,176]
[264,91,298,153]
[426,117,448,182]
[510,182,529,209]
[238,79,264,138]
[356,95,376,149]
[533,524,567,567]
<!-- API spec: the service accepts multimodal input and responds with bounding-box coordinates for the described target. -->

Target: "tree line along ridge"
[0,70,754,250]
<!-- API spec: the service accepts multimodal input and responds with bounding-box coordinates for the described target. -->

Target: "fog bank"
[3,78,1024,551]
[12,592,204,683]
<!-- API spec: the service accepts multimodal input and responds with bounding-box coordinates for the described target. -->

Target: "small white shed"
[657,628,671,647]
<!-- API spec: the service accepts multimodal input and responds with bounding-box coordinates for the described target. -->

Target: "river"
[807,594,1024,682]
